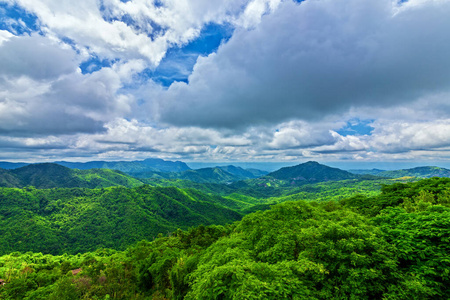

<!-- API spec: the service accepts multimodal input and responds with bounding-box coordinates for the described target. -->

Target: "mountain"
[348,168,386,175]
[2,178,449,299]
[56,158,191,173]
[175,167,242,183]
[0,168,21,187]
[133,167,260,184]
[377,166,450,178]
[0,161,29,169]
[245,168,269,177]
[267,161,357,182]
[0,185,243,255]
[1,163,144,188]
[216,165,268,179]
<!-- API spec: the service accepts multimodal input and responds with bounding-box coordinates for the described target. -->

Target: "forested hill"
[0,185,242,255]
[0,163,144,188]
[377,166,450,178]
[136,166,261,183]
[267,161,358,182]
[1,177,449,299]
[57,158,191,173]
[0,158,191,173]
[215,165,268,178]
[0,162,29,169]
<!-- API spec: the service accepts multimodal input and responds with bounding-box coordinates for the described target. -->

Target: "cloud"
[0,34,77,79]
[369,120,450,153]
[9,0,274,65]
[0,34,141,136]
[2,0,450,163]
[267,121,337,149]
[0,30,13,44]
[0,0,292,138]
[156,0,450,128]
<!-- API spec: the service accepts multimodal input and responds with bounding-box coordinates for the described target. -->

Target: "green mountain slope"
[378,166,450,178]
[348,168,386,175]
[177,168,240,183]
[267,161,357,182]
[0,185,242,255]
[0,163,144,188]
[0,161,29,169]
[0,168,21,187]
[57,158,191,173]
[1,178,449,299]
[216,165,268,179]
[134,167,248,183]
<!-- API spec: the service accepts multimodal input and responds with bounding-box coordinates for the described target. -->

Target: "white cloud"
[156,0,450,128]
[369,120,450,153]
[0,34,77,79]
[267,121,337,149]
[9,0,274,65]
[2,0,450,163]
[0,34,140,135]
[0,30,13,44]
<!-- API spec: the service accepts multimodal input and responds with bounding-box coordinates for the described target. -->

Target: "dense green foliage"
[267,161,357,182]
[58,158,191,173]
[133,166,265,184]
[378,166,450,178]
[350,166,450,178]
[0,178,449,299]
[0,164,145,189]
[0,186,242,255]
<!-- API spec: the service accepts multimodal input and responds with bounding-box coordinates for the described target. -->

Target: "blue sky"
[1,0,450,165]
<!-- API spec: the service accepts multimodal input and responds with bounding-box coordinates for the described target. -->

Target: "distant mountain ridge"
[57,158,191,173]
[348,169,386,175]
[348,166,450,178]
[0,162,29,169]
[267,161,358,182]
[133,166,267,183]
[0,158,191,173]
[377,166,450,178]
[4,160,450,190]
[0,163,144,189]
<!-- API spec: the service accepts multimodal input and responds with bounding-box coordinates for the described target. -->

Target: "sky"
[1,0,450,166]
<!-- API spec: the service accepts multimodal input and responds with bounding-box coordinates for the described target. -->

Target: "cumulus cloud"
[0,30,13,44]
[156,0,450,128]
[0,34,140,135]
[267,121,337,149]
[2,0,450,163]
[0,34,77,79]
[8,0,274,65]
[0,0,287,137]
[369,120,450,153]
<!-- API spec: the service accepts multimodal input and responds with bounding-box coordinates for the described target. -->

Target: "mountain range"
[0,158,191,173]
[0,163,143,189]
[0,185,243,255]
[267,161,357,182]
[135,165,268,183]
[349,166,450,178]
[2,160,450,190]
